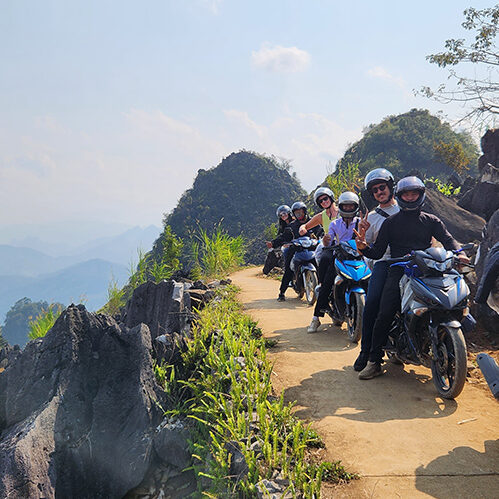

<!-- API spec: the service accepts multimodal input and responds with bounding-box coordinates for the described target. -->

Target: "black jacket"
[362,210,460,260]
[271,217,323,248]
[475,242,499,304]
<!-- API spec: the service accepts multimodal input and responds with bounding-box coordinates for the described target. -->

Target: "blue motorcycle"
[289,237,319,305]
[330,240,371,342]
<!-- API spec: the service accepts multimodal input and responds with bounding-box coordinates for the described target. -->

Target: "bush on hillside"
[336,109,478,180]
[28,305,63,340]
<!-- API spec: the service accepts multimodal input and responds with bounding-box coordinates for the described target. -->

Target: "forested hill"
[165,151,305,258]
[337,109,479,179]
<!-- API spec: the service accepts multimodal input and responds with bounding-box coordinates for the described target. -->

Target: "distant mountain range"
[0,225,160,322]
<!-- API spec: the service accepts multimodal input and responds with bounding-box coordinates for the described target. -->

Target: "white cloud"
[367,66,405,88]
[199,0,223,14]
[251,43,310,73]
[223,109,266,137]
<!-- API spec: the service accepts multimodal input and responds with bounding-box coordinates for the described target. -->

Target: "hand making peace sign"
[353,211,369,250]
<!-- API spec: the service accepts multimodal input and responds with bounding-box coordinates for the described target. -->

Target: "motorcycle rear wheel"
[304,270,318,306]
[346,293,364,343]
[431,326,467,399]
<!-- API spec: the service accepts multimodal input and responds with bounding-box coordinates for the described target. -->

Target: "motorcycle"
[330,240,371,342]
[288,237,319,305]
[384,245,473,399]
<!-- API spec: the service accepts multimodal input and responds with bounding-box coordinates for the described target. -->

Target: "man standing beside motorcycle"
[353,169,400,372]
[277,202,322,302]
[307,192,361,333]
[354,177,469,379]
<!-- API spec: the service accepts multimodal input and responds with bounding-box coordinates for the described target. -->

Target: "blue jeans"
[360,261,390,355]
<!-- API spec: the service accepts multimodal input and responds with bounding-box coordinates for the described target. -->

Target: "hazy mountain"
[0,259,128,322]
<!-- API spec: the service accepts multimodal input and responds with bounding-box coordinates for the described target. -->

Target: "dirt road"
[231,267,499,498]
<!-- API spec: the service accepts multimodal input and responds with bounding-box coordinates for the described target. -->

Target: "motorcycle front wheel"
[346,293,364,343]
[303,270,318,306]
[431,326,467,399]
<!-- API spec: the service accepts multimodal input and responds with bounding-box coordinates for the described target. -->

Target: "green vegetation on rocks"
[156,285,355,496]
[28,305,63,340]
[335,109,478,180]
[162,150,306,264]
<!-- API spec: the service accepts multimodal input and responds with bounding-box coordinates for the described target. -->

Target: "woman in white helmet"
[308,191,361,333]
[299,187,338,285]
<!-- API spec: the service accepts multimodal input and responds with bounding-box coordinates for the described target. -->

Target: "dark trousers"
[279,246,297,294]
[360,261,390,355]
[369,266,404,363]
[314,252,336,317]
[317,247,334,284]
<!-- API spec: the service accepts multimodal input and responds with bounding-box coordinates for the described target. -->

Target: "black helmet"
[395,176,426,211]
[337,191,360,218]
[313,187,335,207]
[276,205,292,218]
[364,168,394,197]
[291,201,307,217]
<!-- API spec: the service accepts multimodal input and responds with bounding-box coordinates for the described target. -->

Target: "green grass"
[191,226,245,279]
[28,305,63,340]
[155,285,356,497]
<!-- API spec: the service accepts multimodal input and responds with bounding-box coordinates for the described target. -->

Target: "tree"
[2,298,64,347]
[421,6,499,129]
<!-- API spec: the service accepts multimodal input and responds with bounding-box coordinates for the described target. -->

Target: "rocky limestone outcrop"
[0,305,164,499]
[0,277,209,499]
[458,129,499,221]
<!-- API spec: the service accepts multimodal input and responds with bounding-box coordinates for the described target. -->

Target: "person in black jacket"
[277,201,323,301]
[354,176,469,379]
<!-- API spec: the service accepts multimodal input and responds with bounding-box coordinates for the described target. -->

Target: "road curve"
[231,267,499,499]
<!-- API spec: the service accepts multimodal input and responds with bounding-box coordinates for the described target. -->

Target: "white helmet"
[313,187,335,207]
[338,191,360,218]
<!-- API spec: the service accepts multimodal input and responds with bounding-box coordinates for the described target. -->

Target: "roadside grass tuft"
[155,285,356,497]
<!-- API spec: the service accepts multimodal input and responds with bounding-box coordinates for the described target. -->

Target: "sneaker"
[353,352,369,372]
[358,361,383,380]
[307,318,321,333]
[277,293,286,302]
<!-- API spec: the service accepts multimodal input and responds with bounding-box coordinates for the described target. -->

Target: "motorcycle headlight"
[423,257,453,272]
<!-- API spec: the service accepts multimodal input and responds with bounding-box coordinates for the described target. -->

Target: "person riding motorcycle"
[277,202,322,301]
[266,205,294,250]
[353,169,400,371]
[355,176,469,379]
[308,191,361,332]
[299,187,338,285]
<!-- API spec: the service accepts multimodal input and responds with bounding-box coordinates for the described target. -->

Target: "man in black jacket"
[275,201,323,301]
[355,177,469,379]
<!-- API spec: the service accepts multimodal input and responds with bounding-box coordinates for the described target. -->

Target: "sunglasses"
[371,184,387,194]
[318,196,330,204]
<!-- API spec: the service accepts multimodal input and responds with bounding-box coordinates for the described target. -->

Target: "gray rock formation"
[0,304,164,499]
[458,129,499,221]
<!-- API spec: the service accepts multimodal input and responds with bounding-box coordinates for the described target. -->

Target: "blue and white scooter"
[330,240,371,342]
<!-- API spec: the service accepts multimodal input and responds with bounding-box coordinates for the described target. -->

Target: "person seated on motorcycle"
[308,191,361,332]
[353,168,400,372]
[298,187,338,285]
[354,176,469,379]
[278,201,323,302]
[266,205,294,250]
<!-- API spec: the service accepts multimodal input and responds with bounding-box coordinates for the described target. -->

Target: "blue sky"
[0,1,493,227]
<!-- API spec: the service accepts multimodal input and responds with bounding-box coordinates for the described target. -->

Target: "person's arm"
[356,218,390,260]
[299,213,321,235]
[272,226,293,248]
[433,218,460,251]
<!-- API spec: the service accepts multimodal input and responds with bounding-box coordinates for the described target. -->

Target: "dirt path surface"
[231,267,499,498]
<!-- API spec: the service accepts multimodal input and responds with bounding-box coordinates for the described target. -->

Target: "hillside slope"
[164,151,306,262]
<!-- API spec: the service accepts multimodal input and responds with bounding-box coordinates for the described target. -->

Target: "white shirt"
[365,202,400,267]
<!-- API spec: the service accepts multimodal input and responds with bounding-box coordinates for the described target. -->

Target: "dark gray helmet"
[291,201,307,216]
[276,205,292,218]
[337,191,359,218]
[395,176,426,211]
[313,187,335,207]
[364,168,394,195]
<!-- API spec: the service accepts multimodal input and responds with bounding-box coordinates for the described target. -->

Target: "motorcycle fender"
[439,320,462,328]
[345,287,365,305]
[301,263,316,272]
